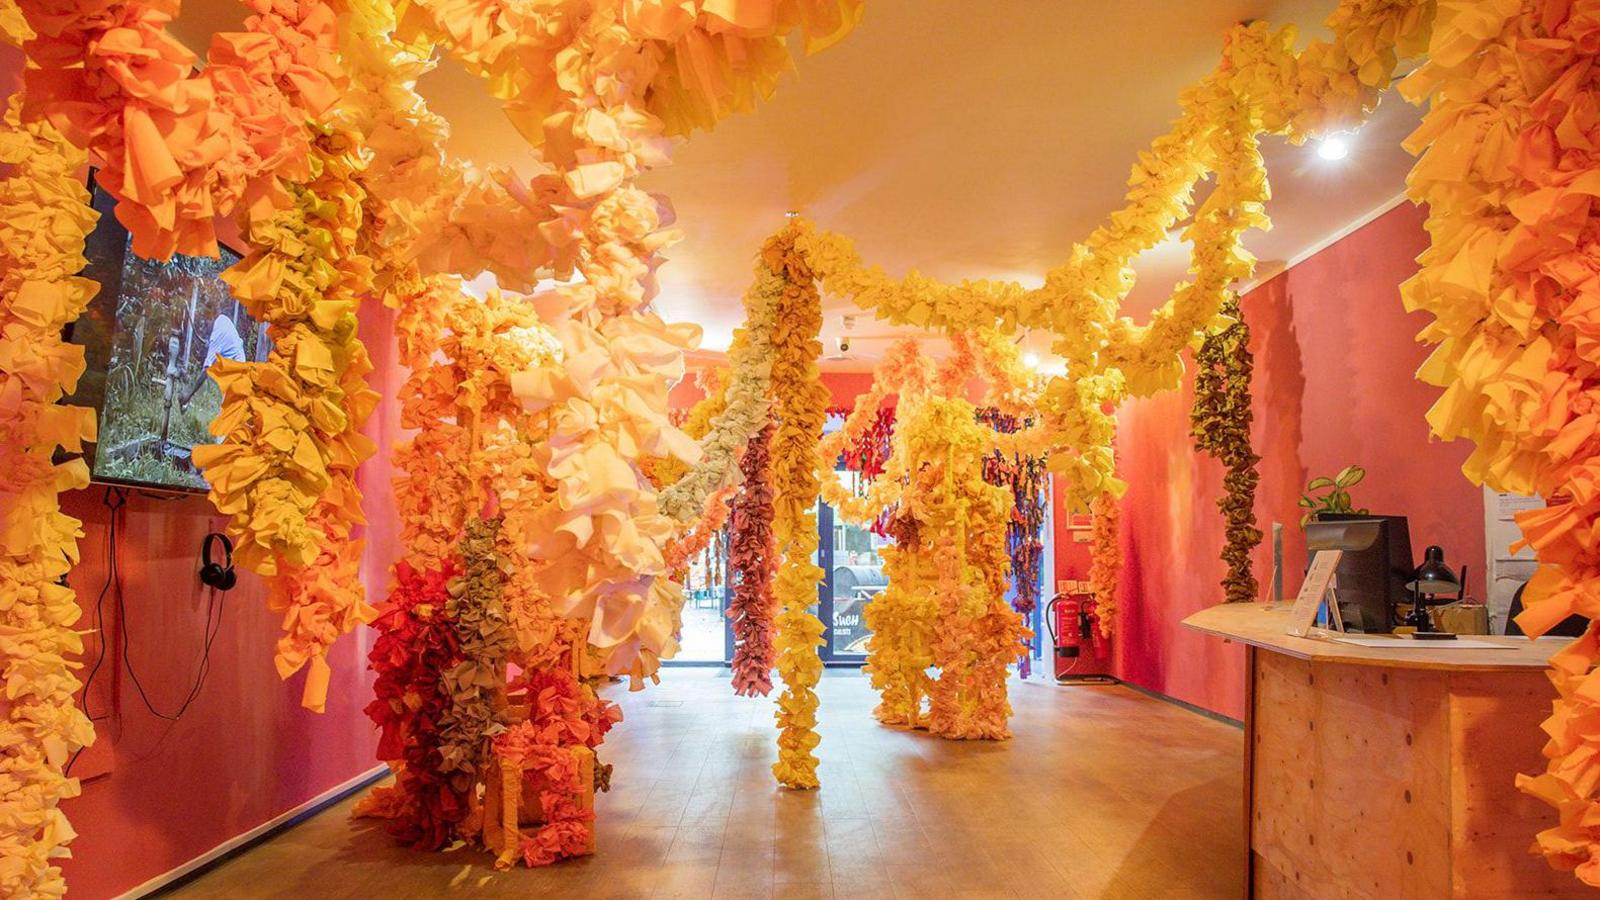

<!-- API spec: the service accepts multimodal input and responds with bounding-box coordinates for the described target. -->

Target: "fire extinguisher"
[1046,593,1094,659]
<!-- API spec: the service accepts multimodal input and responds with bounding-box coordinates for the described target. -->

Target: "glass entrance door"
[674,527,731,662]
[818,468,892,664]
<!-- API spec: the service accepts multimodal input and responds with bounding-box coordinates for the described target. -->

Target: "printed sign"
[1288,549,1343,637]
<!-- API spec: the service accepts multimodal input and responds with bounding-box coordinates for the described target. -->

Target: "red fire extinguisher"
[1046,591,1113,683]
[1046,593,1092,659]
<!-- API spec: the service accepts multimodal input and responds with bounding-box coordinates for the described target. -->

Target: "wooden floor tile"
[168,670,1243,898]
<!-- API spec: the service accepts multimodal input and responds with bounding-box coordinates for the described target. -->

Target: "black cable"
[68,487,226,781]
[67,487,126,776]
[119,561,223,722]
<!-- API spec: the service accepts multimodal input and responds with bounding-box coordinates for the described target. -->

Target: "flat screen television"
[62,173,270,493]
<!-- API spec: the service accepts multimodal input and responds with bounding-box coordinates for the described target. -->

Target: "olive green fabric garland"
[1190,293,1262,603]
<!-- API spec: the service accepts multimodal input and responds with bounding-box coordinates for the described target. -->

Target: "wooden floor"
[169,669,1244,899]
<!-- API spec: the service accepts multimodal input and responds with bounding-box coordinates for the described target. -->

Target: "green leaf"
[1336,465,1365,487]
[1306,476,1335,491]
[1297,497,1314,507]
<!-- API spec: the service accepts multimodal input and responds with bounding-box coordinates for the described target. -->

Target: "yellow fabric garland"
[787,1,1427,510]
[0,84,99,898]
[193,124,381,711]
[764,226,829,788]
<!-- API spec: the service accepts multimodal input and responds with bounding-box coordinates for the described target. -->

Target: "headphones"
[199,532,237,591]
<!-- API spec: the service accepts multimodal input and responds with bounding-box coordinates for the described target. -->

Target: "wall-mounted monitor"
[62,173,270,494]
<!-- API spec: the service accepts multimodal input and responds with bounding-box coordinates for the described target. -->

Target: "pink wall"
[52,300,403,898]
[3,47,392,895]
[1102,202,1486,719]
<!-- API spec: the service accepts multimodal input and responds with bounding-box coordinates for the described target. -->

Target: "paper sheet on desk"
[1329,637,1515,650]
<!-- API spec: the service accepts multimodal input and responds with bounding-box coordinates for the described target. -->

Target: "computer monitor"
[1304,514,1414,633]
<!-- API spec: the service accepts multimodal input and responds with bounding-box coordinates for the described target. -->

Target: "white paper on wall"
[1483,486,1545,633]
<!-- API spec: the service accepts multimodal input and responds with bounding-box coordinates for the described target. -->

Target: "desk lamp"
[1402,545,1460,636]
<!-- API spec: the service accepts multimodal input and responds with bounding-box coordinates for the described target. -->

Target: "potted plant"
[1298,465,1368,526]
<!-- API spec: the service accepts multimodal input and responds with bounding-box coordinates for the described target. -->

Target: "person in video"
[180,313,244,410]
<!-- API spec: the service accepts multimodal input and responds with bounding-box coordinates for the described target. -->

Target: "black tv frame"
[60,170,252,497]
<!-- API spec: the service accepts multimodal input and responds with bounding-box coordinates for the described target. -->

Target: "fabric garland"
[1089,488,1120,639]
[729,423,778,697]
[1399,0,1600,884]
[823,338,1033,739]
[15,0,382,711]
[786,1,1427,511]
[437,516,514,778]
[765,226,829,789]
[0,76,99,896]
[195,123,381,710]
[357,558,469,850]
[977,410,1049,676]
[1189,292,1262,604]
[830,405,895,479]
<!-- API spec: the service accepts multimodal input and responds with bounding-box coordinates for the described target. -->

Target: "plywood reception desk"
[1183,603,1585,898]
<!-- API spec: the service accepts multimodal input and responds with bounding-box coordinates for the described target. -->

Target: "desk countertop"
[1182,602,1562,671]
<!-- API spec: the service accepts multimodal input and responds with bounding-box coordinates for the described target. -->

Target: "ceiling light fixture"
[1316,135,1351,161]
[1023,352,1041,369]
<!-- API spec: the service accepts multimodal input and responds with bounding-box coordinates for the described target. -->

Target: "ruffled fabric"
[437,517,514,777]
[489,666,620,868]
[784,1,1425,510]
[904,395,1029,742]
[728,423,777,696]
[976,407,1049,679]
[1189,293,1262,604]
[862,516,935,727]
[375,263,606,870]
[192,124,380,711]
[651,367,729,489]
[820,338,1035,739]
[16,0,343,259]
[1398,0,1600,883]
[15,0,382,713]
[1089,489,1120,639]
[0,90,98,900]
[510,287,701,686]
[356,559,469,851]
[401,0,863,143]
[764,226,829,788]
[657,272,777,523]
[663,487,733,574]
[834,405,894,480]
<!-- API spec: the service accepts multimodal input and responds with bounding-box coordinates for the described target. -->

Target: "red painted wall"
[3,49,393,895]
[1097,202,1486,719]
[52,300,403,898]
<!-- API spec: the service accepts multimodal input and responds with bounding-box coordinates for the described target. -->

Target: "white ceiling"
[173,1,1421,369]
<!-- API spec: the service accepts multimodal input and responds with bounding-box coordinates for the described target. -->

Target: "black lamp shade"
[1405,545,1460,598]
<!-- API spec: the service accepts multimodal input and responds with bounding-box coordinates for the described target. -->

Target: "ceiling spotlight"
[1316,135,1351,161]
[1023,352,1041,369]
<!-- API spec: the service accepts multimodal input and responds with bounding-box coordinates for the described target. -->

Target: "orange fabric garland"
[0,88,99,899]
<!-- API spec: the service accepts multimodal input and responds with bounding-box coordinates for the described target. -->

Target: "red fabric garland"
[729,423,778,696]
[493,665,622,866]
[361,559,470,850]
[828,405,895,479]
